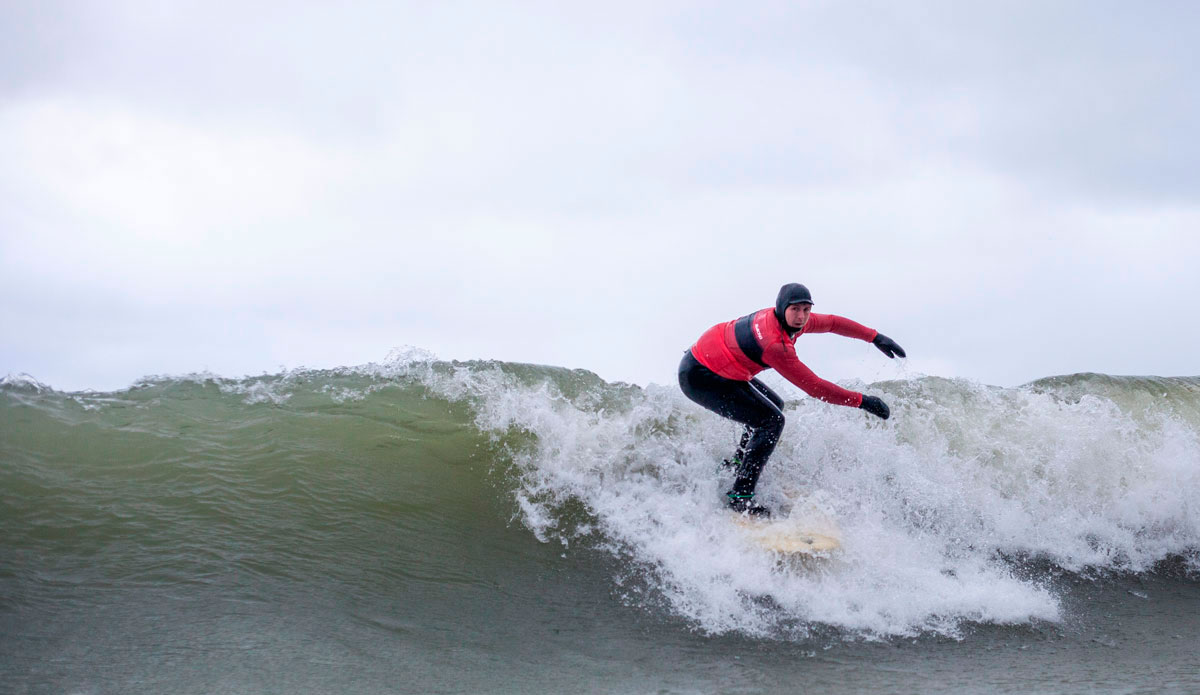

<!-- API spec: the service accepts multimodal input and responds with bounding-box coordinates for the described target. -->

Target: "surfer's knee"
[757,410,785,436]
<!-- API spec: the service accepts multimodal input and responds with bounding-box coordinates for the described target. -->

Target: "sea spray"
[413,360,1198,637]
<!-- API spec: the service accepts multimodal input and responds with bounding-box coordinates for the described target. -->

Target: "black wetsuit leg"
[678,352,785,497]
[735,377,784,462]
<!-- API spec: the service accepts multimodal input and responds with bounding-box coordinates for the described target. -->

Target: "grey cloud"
[9,2,1194,206]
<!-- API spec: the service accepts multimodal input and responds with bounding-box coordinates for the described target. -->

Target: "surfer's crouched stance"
[678,283,905,518]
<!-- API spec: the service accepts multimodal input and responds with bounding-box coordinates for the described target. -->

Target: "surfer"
[678,283,905,517]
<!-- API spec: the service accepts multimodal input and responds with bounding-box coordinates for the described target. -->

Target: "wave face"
[2,358,1199,642]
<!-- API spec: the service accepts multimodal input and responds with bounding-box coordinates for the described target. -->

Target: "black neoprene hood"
[774,283,814,324]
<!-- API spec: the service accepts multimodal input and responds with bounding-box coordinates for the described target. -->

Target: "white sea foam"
[0,372,52,392]
[418,364,1200,639]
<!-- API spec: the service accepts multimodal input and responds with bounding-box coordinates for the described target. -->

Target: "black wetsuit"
[677,350,785,498]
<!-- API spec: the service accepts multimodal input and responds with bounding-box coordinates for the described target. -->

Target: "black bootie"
[727,492,771,518]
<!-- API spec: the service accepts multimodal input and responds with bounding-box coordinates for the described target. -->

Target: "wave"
[3,354,1198,640]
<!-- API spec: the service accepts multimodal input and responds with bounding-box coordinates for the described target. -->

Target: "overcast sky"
[2,1,1198,393]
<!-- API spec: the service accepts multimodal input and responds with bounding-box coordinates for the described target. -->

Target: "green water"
[2,364,1199,693]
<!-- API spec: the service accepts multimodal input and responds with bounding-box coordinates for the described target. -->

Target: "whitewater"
[2,350,1198,693]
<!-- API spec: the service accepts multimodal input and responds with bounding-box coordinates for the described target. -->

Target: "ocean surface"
[2,350,1199,694]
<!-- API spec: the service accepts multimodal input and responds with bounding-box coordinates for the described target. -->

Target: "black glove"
[860,395,890,420]
[872,333,906,359]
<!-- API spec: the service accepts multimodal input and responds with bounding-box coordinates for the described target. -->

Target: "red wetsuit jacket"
[689,309,877,407]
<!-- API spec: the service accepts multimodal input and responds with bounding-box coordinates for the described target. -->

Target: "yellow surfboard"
[732,514,842,554]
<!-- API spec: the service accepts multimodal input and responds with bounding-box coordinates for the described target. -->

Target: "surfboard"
[731,510,842,554]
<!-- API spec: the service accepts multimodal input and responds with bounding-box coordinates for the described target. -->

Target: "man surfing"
[678,283,905,517]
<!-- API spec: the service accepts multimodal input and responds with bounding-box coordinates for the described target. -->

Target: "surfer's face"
[785,303,812,330]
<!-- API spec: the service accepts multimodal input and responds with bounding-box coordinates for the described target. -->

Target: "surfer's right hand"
[859,395,890,420]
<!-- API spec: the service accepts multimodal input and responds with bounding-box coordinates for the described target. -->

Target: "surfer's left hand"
[872,333,906,359]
